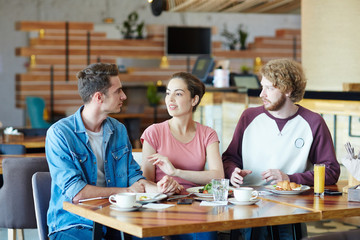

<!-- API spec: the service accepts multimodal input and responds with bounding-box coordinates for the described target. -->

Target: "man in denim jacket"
[46,63,181,240]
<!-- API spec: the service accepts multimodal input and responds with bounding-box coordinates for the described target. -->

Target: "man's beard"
[264,93,286,111]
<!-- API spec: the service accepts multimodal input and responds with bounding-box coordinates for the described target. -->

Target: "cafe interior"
[1,0,360,239]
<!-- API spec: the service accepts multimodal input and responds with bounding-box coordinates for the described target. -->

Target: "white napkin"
[342,156,360,181]
[200,201,228,206]
[4,127,20,135]
[142,203,175,209]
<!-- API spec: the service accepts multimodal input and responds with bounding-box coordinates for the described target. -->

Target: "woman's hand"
[157,175,183,195]
[148,153,177,176]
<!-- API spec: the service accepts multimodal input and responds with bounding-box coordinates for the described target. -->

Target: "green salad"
[198,183,212,194]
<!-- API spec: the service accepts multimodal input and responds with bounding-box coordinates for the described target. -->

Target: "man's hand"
[148,153,176,176]
[261,169,289,184]
[230,167,252,187]
[128,181,146,193]
[157,175,183,195]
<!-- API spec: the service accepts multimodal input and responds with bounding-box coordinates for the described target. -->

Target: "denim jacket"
[46,106,144,236]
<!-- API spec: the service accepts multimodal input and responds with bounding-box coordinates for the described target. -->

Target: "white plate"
[186,186,212,197]
[264,185,310,195]
[136,193,167,203]
[228,198,260,205]
[186,186,234,198]
[110,203,142,212]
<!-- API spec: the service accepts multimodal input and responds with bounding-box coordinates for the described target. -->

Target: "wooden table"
[63,196,319,238]
[0,153,46,174]
[3,135,46,150]
[259,181,360,220]
[63,181,360,239]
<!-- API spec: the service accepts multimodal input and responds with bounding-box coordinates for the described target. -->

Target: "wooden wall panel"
[15,21,301,117]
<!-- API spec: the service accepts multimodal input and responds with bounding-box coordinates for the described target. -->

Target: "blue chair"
[25,96,52,128]
[32,172,51,240]
[0,144,26,155]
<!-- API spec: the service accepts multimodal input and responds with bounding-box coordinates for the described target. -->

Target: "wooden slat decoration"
[343,83,360,92]
[17,94,81,102]
[15,21,301,116]
[16,47,165,58]
[30,39,164,47]
[213,49,301,59]
[16,73,174,83]
[43,30,106,38]
[166,0,300,14]
[275,29,301,37]
[33,56,117,65]
[224,0,268,12]
[15,21,94,31]
[262,0,300,14]
[243,0,294,13]
[254,37,301,45]
[17,47,298,59]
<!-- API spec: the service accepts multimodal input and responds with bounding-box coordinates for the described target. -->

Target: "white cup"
[109,193,136,208]
[234,187,259,202]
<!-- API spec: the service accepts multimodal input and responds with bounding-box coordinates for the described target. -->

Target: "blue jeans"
[49,226,92,240]
[238,224,306,240]
[133,231,218,240]
[49,226,123,240]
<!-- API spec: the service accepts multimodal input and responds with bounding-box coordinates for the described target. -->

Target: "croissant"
[276,180,301,191]
[290,182,301,190]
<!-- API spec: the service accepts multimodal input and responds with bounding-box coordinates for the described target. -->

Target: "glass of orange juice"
[314,164,325,196]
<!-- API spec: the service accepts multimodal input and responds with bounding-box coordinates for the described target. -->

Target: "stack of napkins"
[4,127,21,135]
[200,201,228,206]
[142,203,175,209]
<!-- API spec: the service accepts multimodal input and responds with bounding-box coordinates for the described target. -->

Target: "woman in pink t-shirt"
[139,72,223,240]
[141,72,224,190]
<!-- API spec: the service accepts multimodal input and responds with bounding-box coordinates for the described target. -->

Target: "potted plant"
[238,24,248,50]
[118,11,144,39]
[136,21,145,39]
[221,25,238,50]
[146,83,161,123]
[241,65,251,75]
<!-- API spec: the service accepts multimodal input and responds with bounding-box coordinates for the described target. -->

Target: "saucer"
[110,203,142,212]
[228,198,260,206]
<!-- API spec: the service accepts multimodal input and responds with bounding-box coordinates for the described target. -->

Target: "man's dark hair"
[77,63,119,103]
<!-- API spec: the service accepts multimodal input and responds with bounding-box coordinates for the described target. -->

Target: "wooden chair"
[0,157,49,240]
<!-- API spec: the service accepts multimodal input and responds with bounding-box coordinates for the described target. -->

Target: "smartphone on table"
[177,199,193,205]
[324,189,342,196]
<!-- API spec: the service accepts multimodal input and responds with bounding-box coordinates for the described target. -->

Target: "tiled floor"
[306,219,360,237]
[0,228,39,240]
[1,220,359,240]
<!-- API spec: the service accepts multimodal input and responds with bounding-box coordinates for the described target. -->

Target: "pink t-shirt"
[141,120,219,189]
